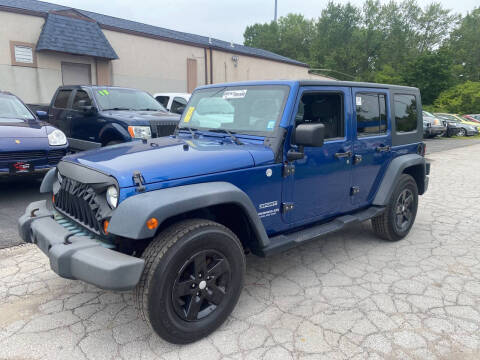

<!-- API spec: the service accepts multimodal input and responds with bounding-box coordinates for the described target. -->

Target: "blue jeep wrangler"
[19,80,429,344]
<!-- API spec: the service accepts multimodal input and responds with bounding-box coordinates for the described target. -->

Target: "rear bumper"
[18,200,144,290]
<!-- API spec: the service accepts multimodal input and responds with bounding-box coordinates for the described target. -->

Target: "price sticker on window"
[183,106,195,123]
[356,96,362,106]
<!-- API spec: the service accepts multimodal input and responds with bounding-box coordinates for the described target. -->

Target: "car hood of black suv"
[62,136,275,188]
[99,109,180,124]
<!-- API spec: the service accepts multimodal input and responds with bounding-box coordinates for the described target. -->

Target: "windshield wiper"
[102,107,132,111]
[137,108,160,111]
[207,129,243,145]
[178,126,199,138]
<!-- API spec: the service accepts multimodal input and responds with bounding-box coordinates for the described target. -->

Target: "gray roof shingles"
[36,13,118,59]
[0,0,307,66]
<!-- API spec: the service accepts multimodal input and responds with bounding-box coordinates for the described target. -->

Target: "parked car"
[20,80,429,344]
[153,93,191,114]
[463,114,480,124]
[42,86,180,151]
[0,91,68,176]
[434,113,480,136]
[422,111,446,138]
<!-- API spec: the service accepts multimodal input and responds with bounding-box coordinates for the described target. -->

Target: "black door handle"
[376,145,391,152]
[335,151,352,159]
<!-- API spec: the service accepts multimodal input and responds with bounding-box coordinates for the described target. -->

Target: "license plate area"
[9,161,33,174]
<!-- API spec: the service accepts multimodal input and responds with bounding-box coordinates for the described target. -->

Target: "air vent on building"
[14,45,34,63]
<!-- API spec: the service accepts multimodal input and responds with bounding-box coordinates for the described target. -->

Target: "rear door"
[49,89,73,136]
[351,88,392,207]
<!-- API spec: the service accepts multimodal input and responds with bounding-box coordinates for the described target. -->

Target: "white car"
[153,93,191,114]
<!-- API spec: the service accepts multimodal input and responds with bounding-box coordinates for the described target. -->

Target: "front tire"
[372,174,418,241]
[457,128,466,137]
[134,219,245,344]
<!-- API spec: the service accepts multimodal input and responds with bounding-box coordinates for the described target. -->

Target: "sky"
[48,0,478,44]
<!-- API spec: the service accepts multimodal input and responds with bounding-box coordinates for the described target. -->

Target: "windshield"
[94,88,167,111]
[423,111,434,117]
[178,85,289,135]
[0,95,34,121]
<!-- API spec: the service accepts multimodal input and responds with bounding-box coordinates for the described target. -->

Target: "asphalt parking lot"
[1,140,480,359]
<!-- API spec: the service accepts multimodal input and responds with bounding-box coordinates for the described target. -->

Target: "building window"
[10,41,37,67]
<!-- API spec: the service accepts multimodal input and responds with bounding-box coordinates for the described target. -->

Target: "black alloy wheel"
[172,249,231,321]
[393,189,415,233]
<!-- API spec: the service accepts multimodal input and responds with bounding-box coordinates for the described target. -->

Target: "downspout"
[209,47,213,84]
[204,48,208,85]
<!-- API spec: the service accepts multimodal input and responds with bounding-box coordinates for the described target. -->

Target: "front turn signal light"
[146,217,158,230]
[103,220,110,234]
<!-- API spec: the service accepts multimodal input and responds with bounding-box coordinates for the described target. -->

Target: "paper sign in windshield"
[183,106,195,123]
[223,90,247,99]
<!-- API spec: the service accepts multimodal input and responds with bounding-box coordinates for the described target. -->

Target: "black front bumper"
[18,200,144,290]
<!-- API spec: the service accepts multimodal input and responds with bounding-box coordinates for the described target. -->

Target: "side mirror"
[294,123,325,147]
[287,123,325,161]
[36,110,48,120]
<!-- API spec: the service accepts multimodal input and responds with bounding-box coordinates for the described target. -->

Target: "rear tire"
[457,128,466,137]
[372,174,418,241]
[134,219,245,344]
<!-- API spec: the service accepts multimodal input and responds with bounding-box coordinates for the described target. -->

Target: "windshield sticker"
[222,90,247,99]
[267,120,275,130]
[98,90,109,96]
[183,106,195,123]
[356,96,362,106]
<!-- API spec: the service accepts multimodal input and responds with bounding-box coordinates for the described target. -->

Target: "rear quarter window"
[394,94,417,133]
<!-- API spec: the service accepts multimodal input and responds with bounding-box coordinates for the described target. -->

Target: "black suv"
[44,86,180,151]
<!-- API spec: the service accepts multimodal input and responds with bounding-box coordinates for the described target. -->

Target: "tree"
[447,7,480,81]
[433,81,480,113]
[403,50,457,105]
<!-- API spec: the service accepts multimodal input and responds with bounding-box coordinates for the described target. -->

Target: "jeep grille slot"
[54,177,102,234]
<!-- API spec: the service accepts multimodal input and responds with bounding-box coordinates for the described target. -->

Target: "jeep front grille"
[54,177,103,234]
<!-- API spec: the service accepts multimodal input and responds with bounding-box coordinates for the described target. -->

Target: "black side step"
[259,206,385,257]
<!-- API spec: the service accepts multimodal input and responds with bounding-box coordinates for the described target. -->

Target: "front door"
[285,87,353,225]
[70,89,100,143]
[351,88,392,207]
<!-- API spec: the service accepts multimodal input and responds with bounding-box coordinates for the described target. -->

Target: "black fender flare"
[373,154,427,206]
[108,182,270,247]
[99,123,130,144]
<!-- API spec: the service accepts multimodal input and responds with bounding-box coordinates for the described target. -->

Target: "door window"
[295,92,344,140]
[356,93,387,136]
[155,96,169,108]
[394,94,417,133]
[53,90,72,109]
[170,97,187,114]
[72,90,92,110]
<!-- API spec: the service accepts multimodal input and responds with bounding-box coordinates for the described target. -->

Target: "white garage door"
[61,62,92,85]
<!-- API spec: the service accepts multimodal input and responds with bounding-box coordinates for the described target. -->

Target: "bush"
[433,81,480,113]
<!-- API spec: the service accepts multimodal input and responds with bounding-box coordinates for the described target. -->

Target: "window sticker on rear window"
[267,120,275,130]
[183,106,195,123]
[222,90,247,99]
[356,96,362,106]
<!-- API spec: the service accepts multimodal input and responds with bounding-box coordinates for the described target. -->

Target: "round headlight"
[48,129,67,146]
[106,186,118,209]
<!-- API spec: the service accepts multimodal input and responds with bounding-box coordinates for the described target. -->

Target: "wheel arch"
[108,182,270,250]
[373,154,427,206]
[99,123,130,145]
